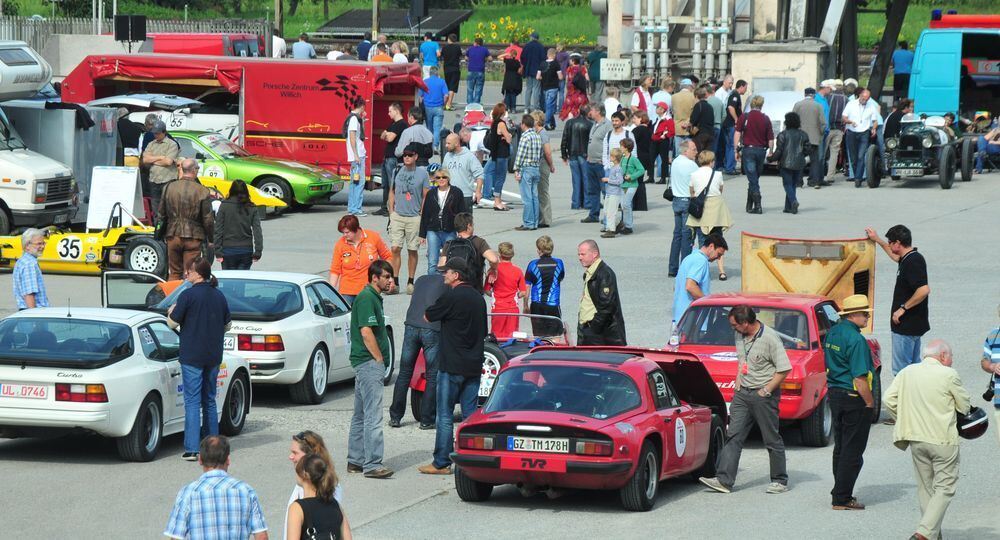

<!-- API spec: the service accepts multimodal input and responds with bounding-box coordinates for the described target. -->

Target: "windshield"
[0,318,133,367]
[199,133,251,158]
[677,305,811,350]
[900,122,925,135]
[483,365,642,419]
[0,108,27,150]
[154,279,303,321]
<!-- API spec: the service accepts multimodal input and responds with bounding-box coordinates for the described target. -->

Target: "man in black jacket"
[419,257,488,475]
[687,86,716,152]
[561,104,593,210]
[576,240,626,345]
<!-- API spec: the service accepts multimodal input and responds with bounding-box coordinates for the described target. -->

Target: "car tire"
[290,344,328,405]
[691,414,724,479]
[382,327,396,386]
[125,237,168,278]
[0,208,10,235]
[870,368,882,424]
[939,145,955,189]
[960,137,974,182]
[477,341,508,405]
[254,176,292,215]
[620,440,659,511]
[116,393,163,462]
[220,370,250,435]
[455,465,494,502]
[801,394,832,447]
[864,145,881,188]
[410,389,424,423]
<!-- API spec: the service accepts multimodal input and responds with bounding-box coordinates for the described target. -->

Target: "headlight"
[922,136,933,148]
[885,138,898,150]
[34,182,46,195]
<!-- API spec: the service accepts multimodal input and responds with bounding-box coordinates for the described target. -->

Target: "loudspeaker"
[114,15,147,42]
[409,0,428,20]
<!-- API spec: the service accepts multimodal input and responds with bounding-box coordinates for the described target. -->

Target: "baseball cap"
[150,120,167,134]
[819,79,834,88]
[655,101,669,111]
[680,78,693,87]
[402,149,418,157]
[804,87,816,96]
[442,257,469,276]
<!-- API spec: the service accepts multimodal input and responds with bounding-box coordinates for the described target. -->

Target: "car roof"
[692,292,828,308]
[214,270,324,286]
[517,350,638,365]
[88,94,203,109]
[6,307,161,324]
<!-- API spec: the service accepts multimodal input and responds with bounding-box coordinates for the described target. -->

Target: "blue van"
[909,28,1000,118]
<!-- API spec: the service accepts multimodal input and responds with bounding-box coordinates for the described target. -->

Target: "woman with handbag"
[214,180,262,269]
[769,112,811,214]
[286,454,352,540]
[687,150,733,280]
[483,103,513,211]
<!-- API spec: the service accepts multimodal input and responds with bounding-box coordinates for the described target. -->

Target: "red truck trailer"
[61,54,425,180]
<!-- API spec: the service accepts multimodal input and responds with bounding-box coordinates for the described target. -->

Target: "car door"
[307,281,353,377]
[101,270,168,310]
[647,369,702,476]
[176,136,228,180]
[136,321,184,428]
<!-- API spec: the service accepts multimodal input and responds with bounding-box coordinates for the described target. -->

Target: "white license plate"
[0,383,49,400]
[478,376,495,398]
[506,436,569,453]
[894,168,923,176]
[223,335,236,351]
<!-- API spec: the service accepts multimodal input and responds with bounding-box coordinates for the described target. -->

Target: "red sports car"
[450,346,726,511]
[670,293,882,447]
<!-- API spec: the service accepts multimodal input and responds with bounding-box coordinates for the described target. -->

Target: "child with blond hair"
[484,241,526,339]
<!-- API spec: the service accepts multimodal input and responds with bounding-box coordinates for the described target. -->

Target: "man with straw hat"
[824,294,877,511]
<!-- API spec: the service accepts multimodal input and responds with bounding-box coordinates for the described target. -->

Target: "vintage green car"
[171,130,342,211]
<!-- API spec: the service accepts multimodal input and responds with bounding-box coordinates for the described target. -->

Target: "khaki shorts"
[389,213,421,250]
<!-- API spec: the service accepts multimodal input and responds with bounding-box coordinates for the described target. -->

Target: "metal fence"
[0,16,272,53]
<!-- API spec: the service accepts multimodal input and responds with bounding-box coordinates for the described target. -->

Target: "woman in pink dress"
[559,55,589,121]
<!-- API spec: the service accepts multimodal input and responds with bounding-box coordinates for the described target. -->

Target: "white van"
[0,41,75,234]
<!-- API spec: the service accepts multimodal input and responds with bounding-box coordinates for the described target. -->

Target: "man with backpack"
[437,212,499,292]
[345,96,368,216]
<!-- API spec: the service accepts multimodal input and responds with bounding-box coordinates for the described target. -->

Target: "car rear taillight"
[238,334,284,352]
[458,434,495,450]
[55,383,108,403]
[780,381,802,395]
[574,439,613,456]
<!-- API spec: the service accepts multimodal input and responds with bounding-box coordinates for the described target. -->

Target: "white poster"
[86,167,143,230]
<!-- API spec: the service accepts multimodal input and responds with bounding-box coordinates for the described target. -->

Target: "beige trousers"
[539,159,552,226]
[910,441,960,540]
[826,129,844,178]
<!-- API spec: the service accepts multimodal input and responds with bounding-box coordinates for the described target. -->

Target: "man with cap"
[141,120,180,214]
[792,87,828,188]
[884,339,970,540]
[823,294,877,511]
[671,79,697,155]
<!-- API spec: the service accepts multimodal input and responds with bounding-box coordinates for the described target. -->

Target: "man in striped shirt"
[514,114,543,231]
[981,304,1000,447]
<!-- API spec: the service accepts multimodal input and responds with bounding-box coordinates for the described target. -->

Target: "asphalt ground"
[1,85,999,539]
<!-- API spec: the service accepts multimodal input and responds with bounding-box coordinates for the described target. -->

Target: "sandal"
[719,272,728,281]
[494,206,511,211]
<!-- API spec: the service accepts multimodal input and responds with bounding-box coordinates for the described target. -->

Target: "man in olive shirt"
[142,120,180,215]
[824,294,877,510]
[701,305,791,495]
[347,260,395,479]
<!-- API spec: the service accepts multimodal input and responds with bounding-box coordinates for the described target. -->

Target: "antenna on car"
[66,298,72,318]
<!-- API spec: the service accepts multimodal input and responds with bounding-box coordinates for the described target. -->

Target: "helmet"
[427,162,441,174]
[957,406,989,440]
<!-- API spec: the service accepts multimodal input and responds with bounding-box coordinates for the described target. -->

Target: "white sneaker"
[699,477,731,494]
[353,211,368,217]
[765,482,788,494]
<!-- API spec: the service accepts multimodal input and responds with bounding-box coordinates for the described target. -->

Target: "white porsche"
[102,270,397,404]
[0,308,251,462]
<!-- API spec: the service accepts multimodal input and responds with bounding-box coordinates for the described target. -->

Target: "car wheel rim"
[130,245,159,273]
[312,349,328,396]
[643,453,657,500]
[260,182,285,200]
[143,402,161,453]
[823,398,832,438]
[229,377,246,428]
[481,352,502,390]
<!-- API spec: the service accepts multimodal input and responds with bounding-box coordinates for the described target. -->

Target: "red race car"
[668,232,883,447]
[450,346,726,511]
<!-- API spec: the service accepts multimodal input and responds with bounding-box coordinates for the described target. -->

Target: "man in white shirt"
[271,30,286,58]
[714,74,734,103]
[842,88,880,187]
[345,96,367,216]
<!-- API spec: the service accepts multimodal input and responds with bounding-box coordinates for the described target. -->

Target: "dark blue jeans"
[585,161,604,220]
[182,363,220,453]
[503,92,518,113]
[743,146,767,195]
[544,88,559,129]
[669,197,692,275]
[467,71,485,104]
[569,156,587,209]
[779,168,800,208]
[433,372,480,468]
[389,324,440,424]
[719,125,736,172]
[845,130,870,180]
[220,247,253,270]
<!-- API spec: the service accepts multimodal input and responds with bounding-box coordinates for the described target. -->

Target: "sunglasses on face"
[435,175,449,180]
[293,431,307,441]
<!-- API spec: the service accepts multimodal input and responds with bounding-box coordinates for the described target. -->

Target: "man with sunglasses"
[13,228,48,310]
[823,294,877,511]
[347,260,395,479]
[387,150,430,294]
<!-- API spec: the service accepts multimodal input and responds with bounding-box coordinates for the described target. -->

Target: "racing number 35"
[57,237,81,260]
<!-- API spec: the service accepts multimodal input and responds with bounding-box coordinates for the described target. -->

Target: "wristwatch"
[761,389,772,397]
[899,304,908,312]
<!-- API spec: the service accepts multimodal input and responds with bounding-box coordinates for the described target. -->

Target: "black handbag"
[153,181,174,241]
[687,170,715,219]
[662,187,674,201]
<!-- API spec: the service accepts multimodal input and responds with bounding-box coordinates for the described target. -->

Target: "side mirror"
[195,153,206,161]
[321,299,337,317]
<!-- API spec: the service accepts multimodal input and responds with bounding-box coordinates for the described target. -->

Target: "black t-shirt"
[891,249,929,336]
[723,92,742,128]
[296,497,343,540]
[541,60,561,90]
[405,274,446,331]
[425,284,488,377]
[384,119,408,158]
[690,100,715,133]
[442,44,462,72]
[883,110,904,139]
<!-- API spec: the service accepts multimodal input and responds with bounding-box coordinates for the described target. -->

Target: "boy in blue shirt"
[421,67,449,150]
[524,235,565,337]
[419,32,440,79]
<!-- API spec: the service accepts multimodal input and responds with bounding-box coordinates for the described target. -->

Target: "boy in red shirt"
[484,242,526,339]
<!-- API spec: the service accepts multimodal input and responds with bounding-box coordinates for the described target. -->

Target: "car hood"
[675,343,814,382]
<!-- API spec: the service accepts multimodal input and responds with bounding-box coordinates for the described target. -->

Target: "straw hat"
[838,294,873,315]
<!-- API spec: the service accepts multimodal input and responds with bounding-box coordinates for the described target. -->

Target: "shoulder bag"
[687,170,716,219]
[153,181,174,241]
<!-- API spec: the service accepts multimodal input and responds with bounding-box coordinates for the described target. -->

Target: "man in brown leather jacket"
[158,158,214,280]
[576,239,626,345]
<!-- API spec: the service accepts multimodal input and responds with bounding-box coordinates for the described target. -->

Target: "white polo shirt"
[843,99,880,133]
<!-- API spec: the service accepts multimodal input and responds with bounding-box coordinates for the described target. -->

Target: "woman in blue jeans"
[418,166,467,273]
[484,104,513,210]
[166,256,231,461]
[770,112,810,214]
